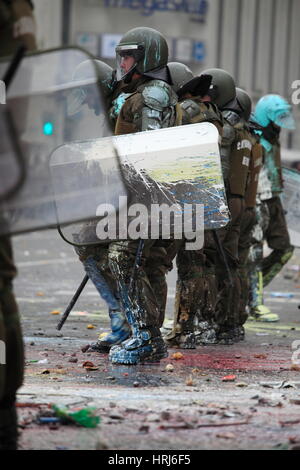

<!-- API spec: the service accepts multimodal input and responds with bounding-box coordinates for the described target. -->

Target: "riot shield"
[58,122,229,246]
[281,167,300,247]
[0,47,127,236]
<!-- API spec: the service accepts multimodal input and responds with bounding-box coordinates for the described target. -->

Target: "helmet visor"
[273,110,295,130]
[115,45,144,81]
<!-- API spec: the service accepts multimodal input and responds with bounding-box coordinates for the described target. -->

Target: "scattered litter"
[185,376,194,386]
[27,360,39,363]
[36,292,45,296]
[161,411,171,420]
[50,310,60,315]
[270,292,294,298]
[52,405,100,428]
[254,354,267,359]
[133,381,140,388]
[68,357,78,363]
[109,413,124,420]
[216,432,236,439]
[41,369,50,375]
[38,417,60,424]
[37,359,48,364]
[291,364,300,371]
[165,364,174,372]
[222,375,236,382]
[257,397,283,407]
[235,382,248,388]
[81,344,90,353]
[279,418,300,428]
[289,398,300,405]
[16,403,50,408]
[222,411,237,418]
[86,324,96,329]
[171,352,184,360]
[82,361,95,369]
[139,425,149,434]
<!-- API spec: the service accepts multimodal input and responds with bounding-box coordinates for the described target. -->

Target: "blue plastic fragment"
[270,292,294,298]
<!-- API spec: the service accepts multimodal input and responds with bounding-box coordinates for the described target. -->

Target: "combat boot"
[196,321,218,345]
[0,407,18,450]
[248,305,279,322]
[164,328,196,349]
[109,327,168,365]
[88,309,131,353]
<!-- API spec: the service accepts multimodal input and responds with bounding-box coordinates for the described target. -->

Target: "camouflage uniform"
[164,98,224,348]
[108,75,180,364]
[0,0,36,449]
[237,132,263,325]
[213,111,252,343]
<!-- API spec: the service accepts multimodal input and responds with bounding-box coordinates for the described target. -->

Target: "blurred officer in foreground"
[0,0,36,450]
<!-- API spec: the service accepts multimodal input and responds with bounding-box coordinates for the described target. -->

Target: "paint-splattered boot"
[88,309,131,353]
[109,327,168,365]
[164,328,196,349]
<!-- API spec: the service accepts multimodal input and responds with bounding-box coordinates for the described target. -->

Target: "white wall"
[34,0,63,50]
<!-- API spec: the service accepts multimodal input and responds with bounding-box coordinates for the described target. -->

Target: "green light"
[43,121,54,135]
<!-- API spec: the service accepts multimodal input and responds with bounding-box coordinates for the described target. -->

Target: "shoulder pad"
[222,110,240,127]
[140,80,177,111]
[222,121,235,142]
[180,99,201,121]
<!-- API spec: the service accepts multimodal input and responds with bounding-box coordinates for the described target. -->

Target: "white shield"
[0,47,126,236]
[58,122,229,246]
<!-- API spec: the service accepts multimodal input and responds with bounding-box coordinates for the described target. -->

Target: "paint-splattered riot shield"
[281,167,300,247]
[58,122,229,247]
[0,47,127,236]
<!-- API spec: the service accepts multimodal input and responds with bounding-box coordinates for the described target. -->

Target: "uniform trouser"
[261,196,293,285]
[145,241,175,328]
[77,241,173,332]
[76,243,121,311]
[237,207,257,325]
[169,231,217,334]
[108,240,162,332]
[0,280,24,438]
[211,196,245,330]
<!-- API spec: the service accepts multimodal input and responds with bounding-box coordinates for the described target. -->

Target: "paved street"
[11,229,300,450]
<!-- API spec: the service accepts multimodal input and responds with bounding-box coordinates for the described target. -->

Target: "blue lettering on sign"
[103,0,208,18]
[193,41,206,62]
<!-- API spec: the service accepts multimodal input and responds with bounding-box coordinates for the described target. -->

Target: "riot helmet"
[168,62,212,99]
[236,87,252,121]
[254,94,295,130]
[202,68,236,109]
[67,59,115,116]
[168,62,194,93]
[115,27,168,82]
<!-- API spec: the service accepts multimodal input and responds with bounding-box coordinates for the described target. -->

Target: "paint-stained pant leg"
[145,242,175,328]
[262,197,294,286]
[214,196,244,330]
[108,240,161,329]
[238,207,257,325]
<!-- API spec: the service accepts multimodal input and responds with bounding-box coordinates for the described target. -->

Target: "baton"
[56,274,89,330]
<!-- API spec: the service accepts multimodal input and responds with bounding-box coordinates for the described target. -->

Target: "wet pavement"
[11,230,300,450]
